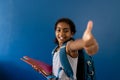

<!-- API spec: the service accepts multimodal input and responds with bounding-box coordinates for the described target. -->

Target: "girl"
[52,18,98,80]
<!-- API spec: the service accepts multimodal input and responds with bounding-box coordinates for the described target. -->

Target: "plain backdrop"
[0,0,120,80]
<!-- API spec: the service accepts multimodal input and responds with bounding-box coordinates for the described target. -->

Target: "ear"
[71,32,74,37]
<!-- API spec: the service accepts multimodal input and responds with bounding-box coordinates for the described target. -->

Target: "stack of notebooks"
[21,56,52,78]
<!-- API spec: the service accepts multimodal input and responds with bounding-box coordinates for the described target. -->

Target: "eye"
[63,28,69,33]
[56,28,61,32]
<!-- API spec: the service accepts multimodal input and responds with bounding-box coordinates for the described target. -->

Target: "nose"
[59,30,65,36]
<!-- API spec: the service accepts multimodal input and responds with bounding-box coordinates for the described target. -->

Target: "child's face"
[55,22,73,45]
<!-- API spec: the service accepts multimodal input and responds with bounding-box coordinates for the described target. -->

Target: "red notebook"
[21,56,52,77]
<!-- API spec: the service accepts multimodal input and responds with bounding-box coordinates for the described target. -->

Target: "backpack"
[77,50,95,80]
[52,41,96,80]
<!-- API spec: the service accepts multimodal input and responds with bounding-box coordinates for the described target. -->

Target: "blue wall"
[0,0,120,80]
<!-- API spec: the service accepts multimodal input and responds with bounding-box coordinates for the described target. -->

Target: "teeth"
[60,37,63,40]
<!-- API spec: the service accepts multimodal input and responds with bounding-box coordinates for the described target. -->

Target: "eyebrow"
[63,28,69,31]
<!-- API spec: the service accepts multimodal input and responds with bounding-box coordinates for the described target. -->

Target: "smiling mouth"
[60,37,64,40]
[58,37,66,41]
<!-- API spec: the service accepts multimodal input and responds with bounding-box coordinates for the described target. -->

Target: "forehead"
[56,22,70,29]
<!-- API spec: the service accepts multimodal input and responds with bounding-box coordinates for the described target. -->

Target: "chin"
[58,41,65,44]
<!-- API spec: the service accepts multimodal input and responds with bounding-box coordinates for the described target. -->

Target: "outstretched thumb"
[85,20,93,33]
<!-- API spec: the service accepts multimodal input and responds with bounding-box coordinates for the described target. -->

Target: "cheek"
[55,32,58,37]
[55,31,57,35]
[67,33,73,37]
[70,32,74,37]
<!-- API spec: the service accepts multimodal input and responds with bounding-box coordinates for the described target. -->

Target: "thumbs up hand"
[82,20,98,55]
[82,20,93,44]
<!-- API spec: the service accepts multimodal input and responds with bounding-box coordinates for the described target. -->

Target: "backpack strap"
[76,50,85,80]
[84,51,96,80]
[52,38,75,79]
[59,43,74,79]
[52,43,74,79]
[76,50,96,80]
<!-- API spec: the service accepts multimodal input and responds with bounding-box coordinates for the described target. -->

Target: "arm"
[66,21,99,57]
[66,39,85,58]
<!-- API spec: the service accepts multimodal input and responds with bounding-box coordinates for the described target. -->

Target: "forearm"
[68,38,85,51]
[67,38,99,56]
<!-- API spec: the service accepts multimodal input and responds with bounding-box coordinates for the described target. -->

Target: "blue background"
[0,0,120,80]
